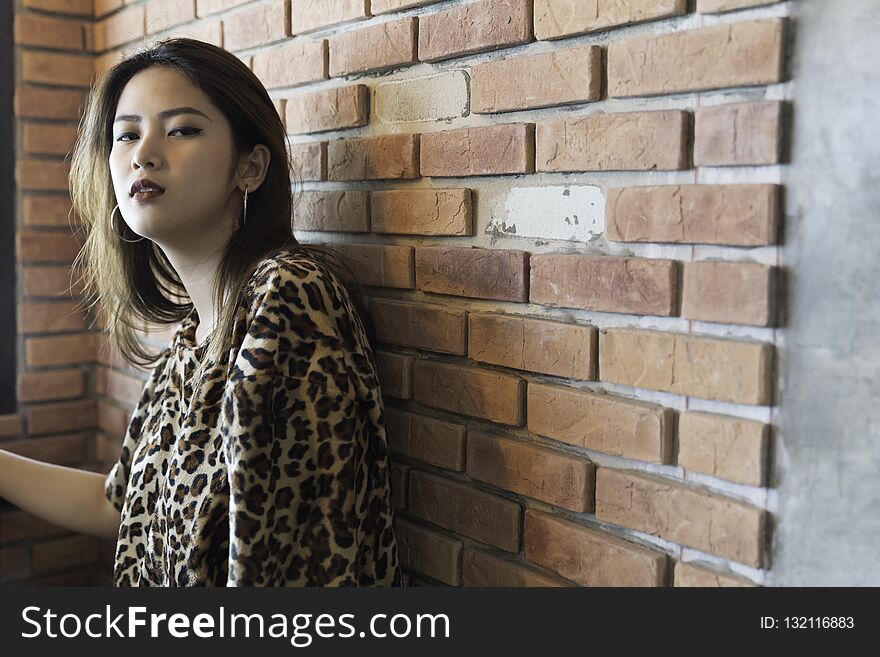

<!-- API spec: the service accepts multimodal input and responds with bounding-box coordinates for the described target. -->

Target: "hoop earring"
[111,204,144,243]
[241,185,248,229]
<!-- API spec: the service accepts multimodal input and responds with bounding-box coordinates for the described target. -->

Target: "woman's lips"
[132,190,165,202]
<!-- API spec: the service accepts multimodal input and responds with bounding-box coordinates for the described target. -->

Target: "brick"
[329,16,417,77]
[15,86,86,120]
[695,101,784,166]
[222,1,290,51]
[22,196,76,228]
[25,334,99,368]
[390,462,408,510]
[530,254,677,316]
[22,124,79,157]
[538,110,688,172]
[0,511,68,545]
[414,360,525,425]
[375,351,414,399]
[285,85,369,134]
[606,184,781,246]
[468,313,596,380]
[371,298,466,355]
[22,0,92,15]
[678,411,769,487]
[289,142,325,182]
[416,246,528,302]
[372,0,442,12]
[608,19,785,97]
[17,231,81,263]
[0,546,29,582]
[31,535,98,574]
[674,562,757,587]
[596,468,767,566]
[331,243,414,289]
[14,13,87,50]
[371,189,473,236]
[94,4,145,51]
[698,0,782,13]
[94,0,123,18]
[471,46,601,113]
[291,0,369,34]
[467,431,594,512]
[22,266,86,299]
[16,160,72,192]
[396,518,462,585]
[25,400,98,436]
[534,0,686,40]
[327,133,420,181]
[419,0,532,62]
[409,470,521,551]
[421,124,535,177]
[4,435,88,465]
[600,328,773,405]
[463,549,567,587]
[524,509,668,586]
[145,0,197,34]
[0,414,23,438]
[196,0,251,16]
[98,399,130,437]
[252,39,327,89]
[682,261,776,326]
[158,18,222,47]
[294,190,369,232]
[18,301,88,334]
[381,78,466,131]
[386,408,466,470]
[528,382,673,463]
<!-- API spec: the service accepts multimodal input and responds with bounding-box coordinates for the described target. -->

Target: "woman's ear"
[237,144,271,193]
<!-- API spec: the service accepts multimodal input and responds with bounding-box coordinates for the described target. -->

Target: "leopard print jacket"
[104,250,401,586]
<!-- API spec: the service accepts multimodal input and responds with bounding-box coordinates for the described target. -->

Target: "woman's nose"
[131,130,163,169]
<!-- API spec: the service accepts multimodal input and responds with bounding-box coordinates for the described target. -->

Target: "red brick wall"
[2,0,791,587]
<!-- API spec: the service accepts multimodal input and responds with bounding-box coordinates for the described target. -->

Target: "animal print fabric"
[103,250,401,586]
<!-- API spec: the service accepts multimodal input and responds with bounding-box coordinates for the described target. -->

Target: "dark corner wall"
[1,0,17,415]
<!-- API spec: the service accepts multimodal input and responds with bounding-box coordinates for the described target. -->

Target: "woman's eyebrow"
[113,106,212,123]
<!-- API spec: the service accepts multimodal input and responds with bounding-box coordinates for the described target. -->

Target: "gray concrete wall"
[771,0,880,585]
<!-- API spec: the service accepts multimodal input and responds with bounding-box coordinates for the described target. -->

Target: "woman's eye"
[115,127,201,142]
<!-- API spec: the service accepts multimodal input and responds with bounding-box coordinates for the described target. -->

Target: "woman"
[2,37,401,586]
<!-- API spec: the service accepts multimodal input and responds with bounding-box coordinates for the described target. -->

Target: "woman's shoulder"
[242,247,356,325]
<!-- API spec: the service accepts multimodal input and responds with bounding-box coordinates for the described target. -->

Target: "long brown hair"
[68,37,372,380]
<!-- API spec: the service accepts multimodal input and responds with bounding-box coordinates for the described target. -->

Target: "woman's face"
[109,66,241,244]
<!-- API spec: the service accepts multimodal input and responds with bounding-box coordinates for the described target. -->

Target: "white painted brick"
[375,70,470,124]
[491,185,605,242]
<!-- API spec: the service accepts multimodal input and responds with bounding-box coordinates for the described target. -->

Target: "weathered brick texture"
[416,246,528,302]
[385,408,466,471]
[371,189,473,235]
[285,84,369,134]
[471,46,601,113]
[534,0,686,40]
[695,101,784,166]
[418,0,532,62]
[606,185,781,246]
[371,298,467,355]
[537,111,689,172]
[524,509,668,586]
[468,312,596,380]
[328,16,417,77]
[327,134,420,181]
[678,412,769,487]
[530,254,678,316]
[599,328,774,405]
[421,124,535,177]
[528,382,673,463]
[467,430,595,512]
[681,260,777,326]
[608,19,785,97]
[413,360,525,425]
[595,468,767,566]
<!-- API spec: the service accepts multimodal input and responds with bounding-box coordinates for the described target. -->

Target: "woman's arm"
[0,449,120,540]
